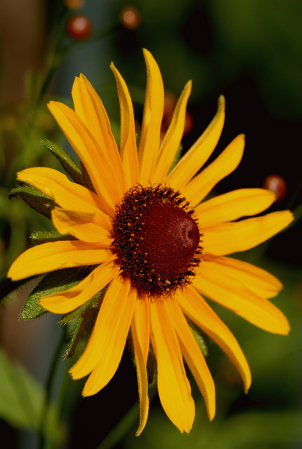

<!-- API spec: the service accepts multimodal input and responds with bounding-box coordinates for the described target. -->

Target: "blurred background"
[0,0,302,448]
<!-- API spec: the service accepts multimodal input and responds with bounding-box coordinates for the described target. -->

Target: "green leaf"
[168,143,183,174]
[185,317,208,357]
[21,266,95,319]
[146,347,157,386]
[9,186,54,219]
[0,347,63,443]
[64,301,99,358]
[0,275,39,305]
[61,287,106,358]
[41,140,85,186]
[80,161,96,193]
[30,231,76,245]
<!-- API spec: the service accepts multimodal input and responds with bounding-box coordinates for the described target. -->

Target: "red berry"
[119,6,141,30]
[66,14,92,41]
[262,174,287,201]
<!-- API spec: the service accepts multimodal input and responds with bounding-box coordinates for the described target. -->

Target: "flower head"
[8,49,293,434]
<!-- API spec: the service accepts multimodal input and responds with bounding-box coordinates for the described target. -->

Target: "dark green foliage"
[21,266,96,319]
[41,140,85,187]
[9,186,54,219]
[80,161,96,193]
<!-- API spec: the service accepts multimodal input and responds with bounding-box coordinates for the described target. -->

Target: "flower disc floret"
[112,185,203,296]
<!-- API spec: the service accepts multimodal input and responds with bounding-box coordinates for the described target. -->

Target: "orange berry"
[119,6,141,30]
[65,14,92,40]
[262,174,287,201]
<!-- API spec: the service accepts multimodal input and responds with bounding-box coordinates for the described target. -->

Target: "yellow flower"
[8,49,293,434]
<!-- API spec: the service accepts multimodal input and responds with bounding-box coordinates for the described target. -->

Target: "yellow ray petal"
[48,101,122,210]
[150,298,195,433]
[51,208,113,244]
[152,81,192,184]
[203,255,283,298]
[166,95,225,191]
[183,134,245,207]
[82,279,136,396]
[110,63,139,190]
[167,296,215,421]
[176,286,251,392]
[70,275,132,380]
[131,296,150,436]
[138,49,164,186]
[17,167,113,225]
[195,263,290,334]
[71,75,126,193]
[132,292,150,364]
[196,188,276,228]
[8,240,113,280]
[203,211,293,256]
[40,258,118,313]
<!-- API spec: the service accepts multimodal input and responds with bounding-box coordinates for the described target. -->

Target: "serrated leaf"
[21,266,95,319]
[9,186,54,219]
[0,347,63,443]
[30,231,76,245]
[41,140,85,186]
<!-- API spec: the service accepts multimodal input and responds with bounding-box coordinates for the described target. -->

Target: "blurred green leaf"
[0,346,63,444]
[205,411,302,449]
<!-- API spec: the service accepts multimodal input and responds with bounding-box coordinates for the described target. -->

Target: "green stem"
[38,326,67,449]
[95,386,157,449]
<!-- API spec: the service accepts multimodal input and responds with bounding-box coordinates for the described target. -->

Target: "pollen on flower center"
[112,185,203,296]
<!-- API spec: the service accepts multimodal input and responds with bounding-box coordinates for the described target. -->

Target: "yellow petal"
[183,134,245,207]
[203,255,283,298]
[8,241,113,280]
[167,297,215,421]
[131,297,150,436]
[194,264,290,334]
[51,208,113,244]
[150,298,195,433]
[152,81,192,184]
[203,211,294,256]
[71,74,126,193]
[167,95,225,191]
[138,49,164,186]
[110,63,139,190]
[17,167,113,224]
[132,293,150,364]
[47,101,122,210]
[70,275,132,380]
[40,258,118,313]
[82,279,136,396]
[176,286,251,393]
[196,188,276,228]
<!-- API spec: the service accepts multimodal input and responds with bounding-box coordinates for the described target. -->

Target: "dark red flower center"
[112,185,203,296]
